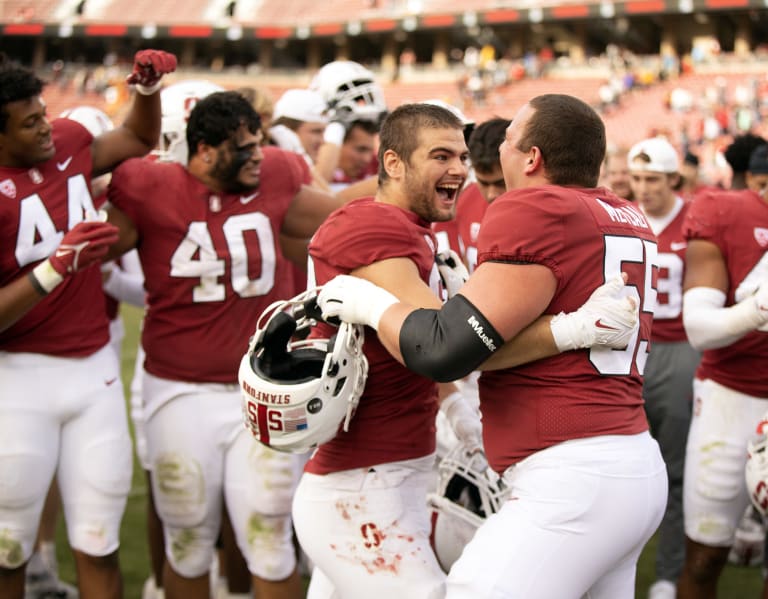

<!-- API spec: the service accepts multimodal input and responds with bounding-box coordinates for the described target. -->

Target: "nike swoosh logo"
[595,319,619,330]
[56,157,73,171]
[55,248,73,259]
[240,192,259,204]
[670,241,687,251]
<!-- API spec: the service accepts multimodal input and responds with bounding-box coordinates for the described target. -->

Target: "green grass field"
[52,304,764,598]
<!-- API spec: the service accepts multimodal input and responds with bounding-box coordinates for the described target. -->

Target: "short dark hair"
[0,61,45,133]
[468,117,510,174]
[518,94,605,188]
[748,144,768,174]
[345,119,379,142]
[377,103,463,185]
[270,116,303,132]
[724,133,767,174]
[186,91,262,155]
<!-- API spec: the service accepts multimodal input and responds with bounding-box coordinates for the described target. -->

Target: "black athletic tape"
[399,294,503,382]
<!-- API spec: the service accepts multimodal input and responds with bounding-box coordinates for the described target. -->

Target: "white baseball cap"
[273,89,329,124]
[628,137,679,173]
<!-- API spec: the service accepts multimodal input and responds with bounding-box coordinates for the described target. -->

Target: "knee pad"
[244,512,296,581]
[0,453,49,509]
[694,441,744,503]
[0,454,50,567]
[165,527,216,578]
[248,445,301,516]
[153,452,207,527]
[82,435,133,498]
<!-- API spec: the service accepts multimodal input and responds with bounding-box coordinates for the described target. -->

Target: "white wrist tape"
[30,259,64,294]
[134,81,163,96]
[367,285,399,330]
[323,121,346,147]
[683,286,766,351]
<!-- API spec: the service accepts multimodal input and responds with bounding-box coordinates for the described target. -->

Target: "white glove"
[317,274,398,330]
[437,249,469,299]
[440,390,483,451]
[550,274,638,352]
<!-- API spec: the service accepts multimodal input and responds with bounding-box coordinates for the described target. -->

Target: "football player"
[316,95,668,598]
[310,60,386,192]
[102,90,354,599]
[295,101,644,598]
[677,147,768,597]
[628,136,701,599]
[0,50,175,599]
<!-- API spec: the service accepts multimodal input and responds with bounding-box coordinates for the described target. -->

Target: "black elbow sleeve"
[399,295,504,382]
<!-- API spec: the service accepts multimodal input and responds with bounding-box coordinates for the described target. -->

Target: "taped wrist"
[323,122,346,146]
[683,286,764,350]
[135,81,163,96]
[29,259,64,295]
[400,295,503,382]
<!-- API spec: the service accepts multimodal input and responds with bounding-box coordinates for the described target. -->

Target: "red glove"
[126,49,177,95]
[30,221,119,295]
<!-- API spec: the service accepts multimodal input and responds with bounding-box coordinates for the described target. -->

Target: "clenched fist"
[126,49,177,95]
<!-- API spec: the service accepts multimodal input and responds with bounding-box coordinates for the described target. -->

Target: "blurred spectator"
[677,151,703,201]
[237,85,274,142]
[602,144,633,201]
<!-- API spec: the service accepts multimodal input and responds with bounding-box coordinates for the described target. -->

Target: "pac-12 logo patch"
[754,227,768,248]
[0,179,16,198]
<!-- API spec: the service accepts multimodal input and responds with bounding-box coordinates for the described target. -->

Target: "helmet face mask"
[428,445,509,572]
[310,61,387,127]
[155,80,225,164]
[239,291,368,454]
[746,414,768,517]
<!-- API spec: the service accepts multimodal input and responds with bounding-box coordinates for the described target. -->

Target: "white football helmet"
[238,290,369,454]
[746,412,768,517]
[428,445,509,572]
[60,105,114,136]
[309,60,387,126]
[155,79,224,164]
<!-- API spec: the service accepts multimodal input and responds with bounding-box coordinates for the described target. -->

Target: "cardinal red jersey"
[454,182,489,272]
[0,118,109,356]
[307,198,441,474]
[477,185,655,472]
[108,146,308,383]
[431,218,462,257]
[683,189,768,397]
[650,199,689,342]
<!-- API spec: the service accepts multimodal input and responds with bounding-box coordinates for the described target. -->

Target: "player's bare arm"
[103,204,140,261]
[682,239,729,293]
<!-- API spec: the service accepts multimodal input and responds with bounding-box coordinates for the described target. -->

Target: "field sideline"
[51,304,764,597]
